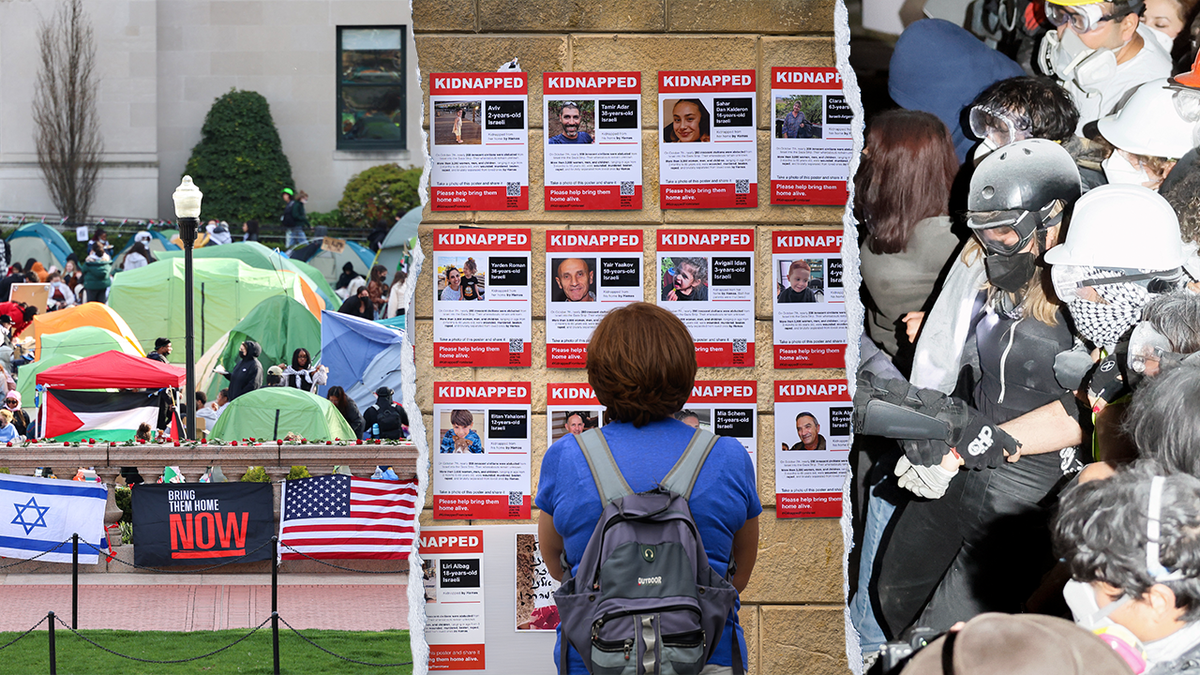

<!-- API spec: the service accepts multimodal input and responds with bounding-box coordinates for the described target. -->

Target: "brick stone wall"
[412,3,849,672]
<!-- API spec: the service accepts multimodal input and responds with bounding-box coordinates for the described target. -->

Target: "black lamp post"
[172,176,202,441]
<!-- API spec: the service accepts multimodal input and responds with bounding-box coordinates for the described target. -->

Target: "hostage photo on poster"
[656,229,754,367]
[421,527,487,671]
[132,483,275,567]
[429,73,529,211]
[544,230,644,368]
[433,382,532,520]
[774,379,851,518]
[772,229,847,368]
[657,70,757,209]
[546,383,606,446]
[769,67,853,205]
[434,229,532,367]
[542,72,642,210]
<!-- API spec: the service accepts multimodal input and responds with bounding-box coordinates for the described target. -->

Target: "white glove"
[895,455,957,499]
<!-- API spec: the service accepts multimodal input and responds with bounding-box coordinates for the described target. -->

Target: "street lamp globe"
[172,176,203,219]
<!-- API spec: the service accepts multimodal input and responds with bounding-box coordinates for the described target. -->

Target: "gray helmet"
[967,138,1082,255]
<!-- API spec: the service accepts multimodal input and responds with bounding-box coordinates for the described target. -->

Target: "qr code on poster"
[620,181,635,196]
[509,338,524,353]
[506,182,521,197]
[732,339,747,353]
[735,179,750,194]
[509,492,523,506]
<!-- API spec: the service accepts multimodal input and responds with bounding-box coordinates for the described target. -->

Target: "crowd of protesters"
[852,3,1200,673]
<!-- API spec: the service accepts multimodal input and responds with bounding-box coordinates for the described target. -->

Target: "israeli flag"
[0,474,107,564]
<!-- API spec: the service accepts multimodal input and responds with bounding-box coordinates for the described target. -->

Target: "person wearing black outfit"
[363,386,408,440]
[327,386,364,439]
[217,340,263,401]
[335,263,360,292]
[338,287,374,320]
[147,338,171,362]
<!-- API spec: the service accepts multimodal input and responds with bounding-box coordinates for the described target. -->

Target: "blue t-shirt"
[548,131,594,144]
[536,418,762,673]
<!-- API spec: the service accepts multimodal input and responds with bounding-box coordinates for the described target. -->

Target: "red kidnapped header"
[544,72,640,94]
[688,381,756,404]
[434,382,531,404]
[419,529,484,554]
[772,67,843,90]
[659,70,755,93]
[775,379,851,403]
[546,230,642,252]
[658,229,753,251]
[434,228,532,251]
[430,72,528,95]
[547,383,600,406]
[773,229,843,254]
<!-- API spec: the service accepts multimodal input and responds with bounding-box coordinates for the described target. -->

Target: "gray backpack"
[553,427,742,675]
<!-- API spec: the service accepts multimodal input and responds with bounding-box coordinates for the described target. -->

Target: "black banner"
[132,483,275,567]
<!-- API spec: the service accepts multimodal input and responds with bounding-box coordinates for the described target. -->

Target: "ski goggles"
[968,104,1033,147]
[1045,2,1133,34]
[1050,264,1179,303]
[967,207,1047,256]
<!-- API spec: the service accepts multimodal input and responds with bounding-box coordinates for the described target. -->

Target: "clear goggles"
[968,105,1033,147]
[1127,320,1200,375]
[1169,86,1200,123]
[1050,264,1179,303]
[1044,2,1129,34]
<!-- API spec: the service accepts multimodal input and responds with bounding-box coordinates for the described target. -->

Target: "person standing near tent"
[82,243,112,304]
[280,348,327,392]
[242,220,259,242]
[280,188,309,248]
[46,272,76,311]
[363,386,408,440]
[327,386,364,439]
[215,340,263,401]
[386,270,409,319]
[122,241,155,272]
[367,265,389,319]
[336,263,361,297]
[146,338,171,363]
[0,301,36,336]
[338,286,374,320]
[62,255,82,298]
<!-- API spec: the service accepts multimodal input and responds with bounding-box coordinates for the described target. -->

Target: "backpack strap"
[575,428,633,505]
[661,428,719,499]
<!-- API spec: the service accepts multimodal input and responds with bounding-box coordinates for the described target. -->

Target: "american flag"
[278,475,417,560]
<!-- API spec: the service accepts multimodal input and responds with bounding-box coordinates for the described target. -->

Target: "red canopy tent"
[37,350,186,389]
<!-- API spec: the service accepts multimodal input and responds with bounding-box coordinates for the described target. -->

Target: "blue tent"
[320,310,404,409]
[7,223,74,270]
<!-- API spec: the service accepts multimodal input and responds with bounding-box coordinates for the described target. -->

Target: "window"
[337,26,406,150]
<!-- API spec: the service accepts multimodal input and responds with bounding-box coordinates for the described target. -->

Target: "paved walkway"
[0,574,409,632]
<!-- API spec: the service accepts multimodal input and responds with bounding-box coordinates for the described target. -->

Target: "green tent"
[158,242,337,303]
[208,296,321,400]
[108,258,311,362]
[21,353,83,408]
[210,387,355,442]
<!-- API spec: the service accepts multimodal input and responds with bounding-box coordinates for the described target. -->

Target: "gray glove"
[895,456,957,499]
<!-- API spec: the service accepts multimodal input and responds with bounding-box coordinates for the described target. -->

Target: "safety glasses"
[968,105,1033,147]
[1170,87,1200,123]
[1044,2,1129,34]
[967,209,1039,256]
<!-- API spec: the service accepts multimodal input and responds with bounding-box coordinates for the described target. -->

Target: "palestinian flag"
[44,390,163,442]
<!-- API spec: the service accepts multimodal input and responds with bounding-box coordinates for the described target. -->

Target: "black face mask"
[985,252,1037,293]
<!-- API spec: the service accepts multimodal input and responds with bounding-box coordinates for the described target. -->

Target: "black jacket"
[223,341,263,401]
[363,395,409,440]
[338,294,373,320]
[337,398,365,439]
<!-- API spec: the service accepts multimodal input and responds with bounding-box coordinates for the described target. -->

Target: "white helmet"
[1096,80,1198,159]
[1044,184,1186,270]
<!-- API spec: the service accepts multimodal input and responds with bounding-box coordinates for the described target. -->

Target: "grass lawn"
[0,627,412,674]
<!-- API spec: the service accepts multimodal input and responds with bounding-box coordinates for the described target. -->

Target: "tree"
[183,89,295,223]
[338,164,421,227]
[32,0,104,223]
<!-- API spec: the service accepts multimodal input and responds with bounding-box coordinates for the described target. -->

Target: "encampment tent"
[109,258,315,361]
[7,223,73,270]
[207,296,321,400]
[209,387,355,441]
[320,310,404,411]
[22,325,146,413]
[31,302,143,358]
[37,351,186,442]
[158,241,336,305]
[289,239,375,285]
[374,207,420,274]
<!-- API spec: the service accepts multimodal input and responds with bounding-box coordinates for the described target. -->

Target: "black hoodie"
[224,340,263,401]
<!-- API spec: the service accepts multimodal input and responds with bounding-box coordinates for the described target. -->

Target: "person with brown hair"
[537,302,760,674]
[854,109,961,359]
[366,264,389,318]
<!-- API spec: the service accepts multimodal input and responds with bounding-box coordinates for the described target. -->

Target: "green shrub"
[307,209,346,229]
[0,467,9,474]
[338,164,421,227]
[115,486,131,522]
[119,521,133,544]
[241,466,270,482]
[183,89,295,223]
[286,465,311,480]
